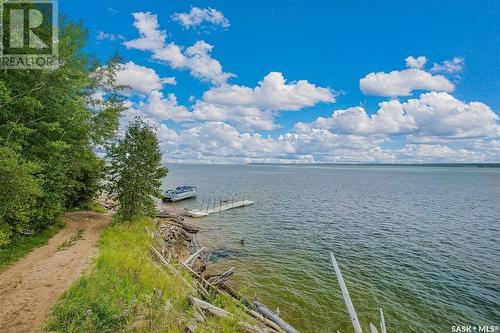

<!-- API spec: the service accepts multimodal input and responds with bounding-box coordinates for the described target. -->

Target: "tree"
[0,18,125,245]
[106,118,168,221]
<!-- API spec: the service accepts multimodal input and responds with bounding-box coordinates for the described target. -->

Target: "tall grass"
[46,218,248,332]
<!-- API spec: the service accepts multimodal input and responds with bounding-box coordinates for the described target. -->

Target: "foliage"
[0,18,124,246]
[0,146,42,245]
[106,118,168,221]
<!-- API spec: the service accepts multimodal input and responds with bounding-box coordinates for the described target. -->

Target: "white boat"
[162,185,197,202]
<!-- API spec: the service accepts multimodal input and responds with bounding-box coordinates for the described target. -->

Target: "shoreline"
[153,209,299,333]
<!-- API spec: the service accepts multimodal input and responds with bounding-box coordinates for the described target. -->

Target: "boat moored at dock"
[162,185,197,202]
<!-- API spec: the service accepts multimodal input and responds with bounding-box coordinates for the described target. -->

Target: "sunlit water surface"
[161,164,500,333]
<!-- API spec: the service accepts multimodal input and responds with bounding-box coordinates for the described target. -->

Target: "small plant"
[57,229,85,251]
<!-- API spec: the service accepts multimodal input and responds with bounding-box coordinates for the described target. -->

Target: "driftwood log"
[157,216,200,233]
[189,296,276,333]
[184,247,205,267]
[253,301,300,333]
[149,245,196,292]
[206,267,235,286]
[186,302,208,333]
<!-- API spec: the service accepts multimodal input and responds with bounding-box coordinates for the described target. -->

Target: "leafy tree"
[0,18,125,245]
[106,118,168,221]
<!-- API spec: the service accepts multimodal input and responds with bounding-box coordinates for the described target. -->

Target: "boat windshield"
[174,185,195,193]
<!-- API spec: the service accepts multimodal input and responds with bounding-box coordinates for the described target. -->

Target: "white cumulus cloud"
[97,31,124,41]
[115,38,497,163]
[405,56,427,69]
[116,61,176,95]
[123,12,167,50]
[310,92,500,141]
[124,12,233,85]
[138,90,191,121]
[360,68,455,97]
[202,72,336,110]
[182,72,336,130]
[404,92,500,141]
[118,99,499,163]
[396,144,483,163]
[191,101,276,131]
[431,57,465,74]
[172,7,230,29]
[132,71,334,131]
[314,101,416,135]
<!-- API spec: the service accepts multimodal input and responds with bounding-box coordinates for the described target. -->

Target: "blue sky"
[61,0,500,163]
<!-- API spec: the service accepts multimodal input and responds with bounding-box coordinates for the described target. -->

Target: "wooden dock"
[205,200,254,214]
[185,200,254,217]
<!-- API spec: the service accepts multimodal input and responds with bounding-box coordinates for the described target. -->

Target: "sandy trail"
[0,211,111,333]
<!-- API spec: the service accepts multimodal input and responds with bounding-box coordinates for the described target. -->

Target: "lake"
[162,164,500,333]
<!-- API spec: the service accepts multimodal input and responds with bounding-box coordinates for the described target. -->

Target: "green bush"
[0,146,42,245]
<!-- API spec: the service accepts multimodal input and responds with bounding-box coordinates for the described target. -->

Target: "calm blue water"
[161,164,500,333]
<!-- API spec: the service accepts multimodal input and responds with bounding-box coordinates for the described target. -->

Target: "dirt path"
[0,211,111,333]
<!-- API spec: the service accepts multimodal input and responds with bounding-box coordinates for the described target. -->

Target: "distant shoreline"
[163,162,500,168]
[246,162,500,168]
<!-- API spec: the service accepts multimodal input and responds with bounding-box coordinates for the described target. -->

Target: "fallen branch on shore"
[180,256,288,333]
[149,244,196,292]
[156,209,180,218]
[189,296,276,333]
[253,301,300,333]
[330,252,363,333]
[156,215,200,233]
[206,266,235,286]
[184,247,205,267]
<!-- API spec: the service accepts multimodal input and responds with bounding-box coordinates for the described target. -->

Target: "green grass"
[68,202,108,214]
[0,220,65,271]
[57,228,84,251]
[45,218,251,333]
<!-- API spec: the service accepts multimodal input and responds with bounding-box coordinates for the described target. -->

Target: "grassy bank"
[45,217,250,333]
[0,220,65,271]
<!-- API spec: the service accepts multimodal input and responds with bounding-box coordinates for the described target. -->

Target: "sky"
[61,0,500,163]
